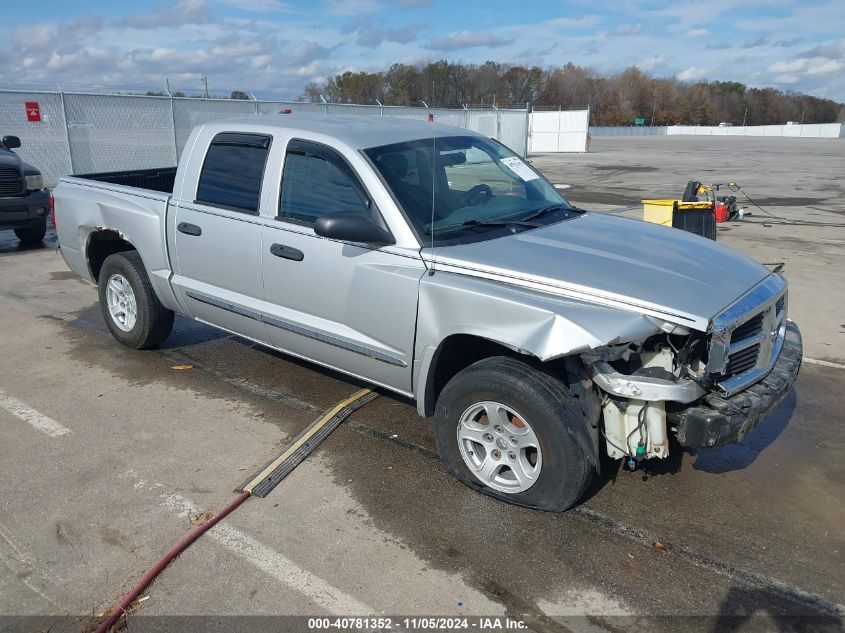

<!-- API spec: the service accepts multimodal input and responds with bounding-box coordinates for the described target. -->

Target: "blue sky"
[1,0,843,101]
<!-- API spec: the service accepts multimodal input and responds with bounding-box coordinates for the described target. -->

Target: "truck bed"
[54,173,176,312]
[75,167,176,193]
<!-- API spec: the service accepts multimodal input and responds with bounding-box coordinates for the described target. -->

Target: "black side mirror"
[2,136,21,149]
[314,212,394,246]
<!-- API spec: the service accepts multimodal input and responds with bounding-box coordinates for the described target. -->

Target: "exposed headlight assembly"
[646,316,691,336]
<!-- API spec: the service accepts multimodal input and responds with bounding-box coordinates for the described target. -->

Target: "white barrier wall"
[529,109,590,152]
[589,123,844,138]
[666,123,844,137]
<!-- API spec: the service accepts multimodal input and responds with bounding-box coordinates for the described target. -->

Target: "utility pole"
[202,76,209,99]
[165,77,172,96]
[742,106,748,127]
[800,109,805,125]
[650,101,656,126]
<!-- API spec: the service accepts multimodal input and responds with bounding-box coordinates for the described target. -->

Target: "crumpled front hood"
[428,213,771,330]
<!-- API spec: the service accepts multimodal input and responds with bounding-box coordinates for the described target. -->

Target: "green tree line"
[302,61,844,126]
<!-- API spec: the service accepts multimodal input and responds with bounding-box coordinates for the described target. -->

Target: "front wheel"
[98,251,174,349]
[435,356,593,511]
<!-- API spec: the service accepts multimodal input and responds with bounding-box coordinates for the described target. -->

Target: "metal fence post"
[524,102,531,157]
[59,91,75,174]
[169,96,179,163]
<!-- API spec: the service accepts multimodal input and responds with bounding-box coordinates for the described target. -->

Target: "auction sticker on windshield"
[499,156,539,181]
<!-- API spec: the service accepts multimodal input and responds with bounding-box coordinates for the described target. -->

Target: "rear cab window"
[196,132,272,214]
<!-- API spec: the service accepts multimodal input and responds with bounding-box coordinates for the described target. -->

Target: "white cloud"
[426,30,512,51]
[638,55,667,72]
[677,66,709,81]
[608,24,643,37]
[322,0,380,15]
[343,18,427,47]
[770,56,844,77]
[685,28,710,37]
[545,15,602,28]
[116,0,212,29]
[218,0,294,11]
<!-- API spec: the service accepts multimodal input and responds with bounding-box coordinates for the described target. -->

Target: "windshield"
[364,135,577,246]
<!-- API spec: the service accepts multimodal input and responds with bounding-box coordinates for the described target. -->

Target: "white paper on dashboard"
[499,156,540,181]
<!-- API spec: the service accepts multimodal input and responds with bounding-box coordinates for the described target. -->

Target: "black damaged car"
[0,135,51,245]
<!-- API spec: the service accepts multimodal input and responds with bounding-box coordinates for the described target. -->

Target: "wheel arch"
[86,229,137,282]
[418,333,522,417]
[418,333,601,471]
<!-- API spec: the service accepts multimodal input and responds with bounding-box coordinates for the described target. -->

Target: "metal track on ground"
[238,388,379,498]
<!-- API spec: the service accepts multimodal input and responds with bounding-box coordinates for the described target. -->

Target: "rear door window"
[196,132,271,213]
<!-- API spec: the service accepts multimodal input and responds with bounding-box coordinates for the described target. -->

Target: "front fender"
[414,271,663,414]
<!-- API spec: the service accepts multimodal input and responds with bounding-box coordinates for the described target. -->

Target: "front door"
[260,139,424,393]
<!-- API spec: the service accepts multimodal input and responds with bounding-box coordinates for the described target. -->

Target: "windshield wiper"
[518,204,584,223]
[424,218,541,234]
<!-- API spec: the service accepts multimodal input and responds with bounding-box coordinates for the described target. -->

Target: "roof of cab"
[202,113,481,150]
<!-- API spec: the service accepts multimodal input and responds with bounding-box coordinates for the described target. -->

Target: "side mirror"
[314,212,395,246]
[2,136,21,149]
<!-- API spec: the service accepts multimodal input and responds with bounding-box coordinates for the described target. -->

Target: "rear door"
[260,139,424,393]
[169,132,271,343]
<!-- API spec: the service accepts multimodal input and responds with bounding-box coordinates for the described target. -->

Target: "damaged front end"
[582,324,710,462]
[582,288,803,464]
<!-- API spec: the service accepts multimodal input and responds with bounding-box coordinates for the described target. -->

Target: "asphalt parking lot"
[1,136,844,632]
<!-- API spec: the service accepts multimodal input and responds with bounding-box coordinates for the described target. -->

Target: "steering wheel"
[458,184,493,207]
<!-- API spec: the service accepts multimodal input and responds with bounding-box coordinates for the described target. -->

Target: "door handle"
[270,243,304,261]
[177,222,202,236]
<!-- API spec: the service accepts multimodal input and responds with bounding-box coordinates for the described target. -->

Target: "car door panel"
[168,131,272,344]
[262,225,423,391]
[260,139,423,393]
[170,203,269,343]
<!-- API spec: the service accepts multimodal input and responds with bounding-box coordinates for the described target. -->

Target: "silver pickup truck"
[54,115,802,511]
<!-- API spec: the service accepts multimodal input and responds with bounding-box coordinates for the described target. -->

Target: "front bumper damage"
[587,320,802,457]
[676,320,802,448]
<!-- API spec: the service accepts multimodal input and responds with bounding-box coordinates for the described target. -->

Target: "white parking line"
[0,389,71,437]
[162,492,374,614]
[119,470,374,615]
[804,358,845,370]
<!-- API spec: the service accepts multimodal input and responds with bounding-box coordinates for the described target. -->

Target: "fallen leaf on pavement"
[170,364,193,370]
[190,511,213,526]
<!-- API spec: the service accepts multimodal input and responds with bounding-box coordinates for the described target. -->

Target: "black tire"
[97,251,174,349]
[14,218,47,245]
[435,356,593,512]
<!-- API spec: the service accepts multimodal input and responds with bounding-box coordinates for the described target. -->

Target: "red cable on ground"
[95,490,251,633]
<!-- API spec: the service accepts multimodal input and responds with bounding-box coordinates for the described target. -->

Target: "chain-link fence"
[0,89,529,186]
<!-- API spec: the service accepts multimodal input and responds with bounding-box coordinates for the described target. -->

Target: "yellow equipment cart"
[642,199,716,240]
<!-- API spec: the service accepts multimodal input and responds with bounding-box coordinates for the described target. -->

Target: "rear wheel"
[98,251,174,349]
[435,356,592,511]
[14,218,47,245]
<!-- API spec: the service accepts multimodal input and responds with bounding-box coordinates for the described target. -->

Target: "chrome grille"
[0,167,24,195]
[730,312,764,342]
[708,276,787,396]
[726,344,761,375]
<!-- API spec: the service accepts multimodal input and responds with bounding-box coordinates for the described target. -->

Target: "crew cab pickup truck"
[54,115,802,511]
[0,135,51,245]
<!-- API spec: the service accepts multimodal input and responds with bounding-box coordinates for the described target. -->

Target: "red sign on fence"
[25,102,41,122]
